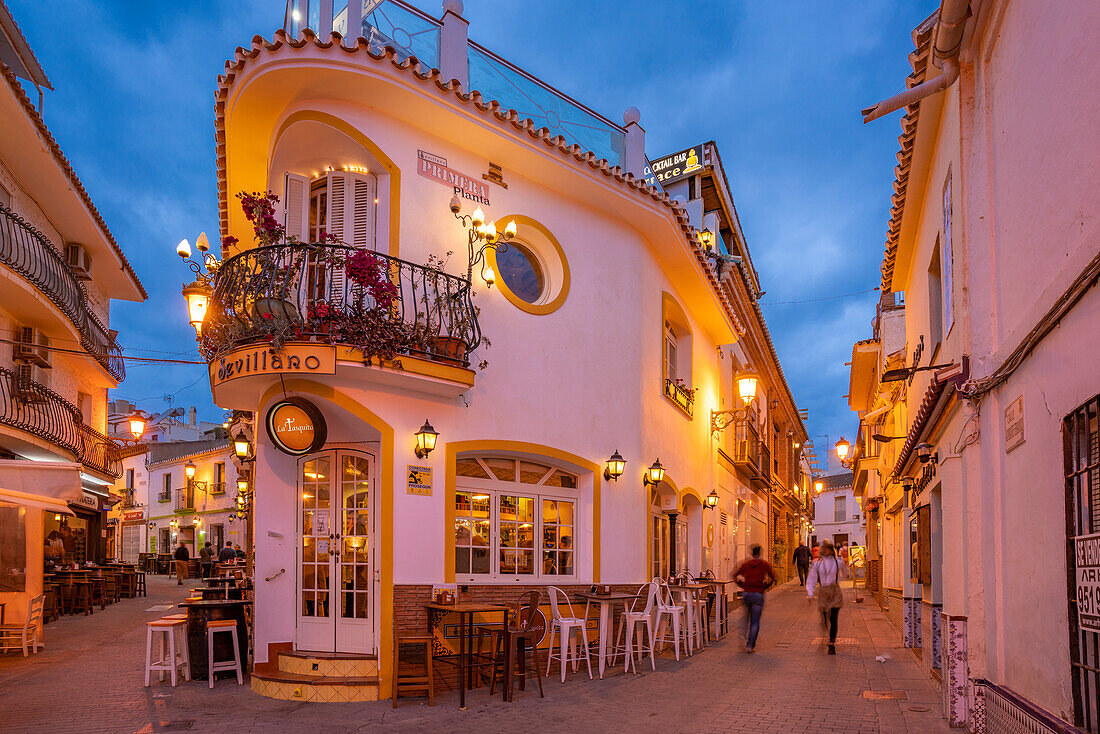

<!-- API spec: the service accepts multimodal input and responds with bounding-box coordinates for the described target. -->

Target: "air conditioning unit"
[14,362,48,403]
[13,326,50,367]
[66,244,92,279]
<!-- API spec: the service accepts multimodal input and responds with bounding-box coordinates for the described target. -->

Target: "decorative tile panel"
[943,614,968,727]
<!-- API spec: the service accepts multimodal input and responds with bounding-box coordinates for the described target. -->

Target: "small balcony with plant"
[180,192,484,402]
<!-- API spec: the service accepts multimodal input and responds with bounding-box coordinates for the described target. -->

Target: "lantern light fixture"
[451,200,519,289]
[711,368,761,434]
[184,461,196,479]
[814,480,824,493]
[181,278,212,337]
[603,450,626,482]
[234,432,252,461]
[414,420,438,459]
[698,228,715,251]
[643,458,665,487]
[736,371,759,405]
[705,489,720,509]
[915,442,936,463]
[237,479,249,494]
[128,412,147,440]
[835,437,851,462]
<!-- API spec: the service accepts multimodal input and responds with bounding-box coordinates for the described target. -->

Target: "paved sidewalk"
[0,577,949,733]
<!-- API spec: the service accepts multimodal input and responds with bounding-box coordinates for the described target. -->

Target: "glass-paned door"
[297,450,376,654]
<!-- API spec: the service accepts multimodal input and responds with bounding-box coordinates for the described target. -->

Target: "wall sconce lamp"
[184,461,196,480]
[237,479,249,494]
[603,450,626,482]
[450,197,518,290]
[814,480,824,493]
[169,518,178,528]
[915,442,937,464]
[642,459,665,487]
[234,432,253,462]
[147,521,156,528]
[228,513,237,521]
[711,370,760,434]
[192,517,201,527]
[705,489,720,509]
[414,420,438,459]
[698,228,715,251]
[128,412,147,440]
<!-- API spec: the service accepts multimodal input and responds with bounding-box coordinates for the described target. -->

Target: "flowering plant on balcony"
[345,250,399,306]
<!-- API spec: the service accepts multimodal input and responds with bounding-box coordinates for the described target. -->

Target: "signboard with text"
[212,344,336,387]
[407,465,432,496]
[417,150,491,207]
[649,145,704,186]
[1075,532,1100,634]
[266,397,328,456]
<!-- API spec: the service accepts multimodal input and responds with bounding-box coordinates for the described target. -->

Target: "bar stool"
[90,578,108,610]
[653,579,687,661]
[144,619,190,686]
[545,586,593,683]
[392,619,434,707]
[135,572,147,597]
[486,590,545,702]
[690,589,709,650]
[206,619,243,688]
[618,581,658,673]
[43,585,59,623]
[104,573,119,604]
[69,580,93,616]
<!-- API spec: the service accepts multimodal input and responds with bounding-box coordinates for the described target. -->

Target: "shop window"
[454,456,580,582]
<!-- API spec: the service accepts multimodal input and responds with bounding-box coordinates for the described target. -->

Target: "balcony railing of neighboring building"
[284,0,627,168]
[175,486,196,513]
[728,418,772,482]
[120,489,135,508]
[200,243,481,367]
[210,481,226,495]
[0,365,82,458]
[79,425,123,479]
[0,204,126,381]
[158,488,171,503]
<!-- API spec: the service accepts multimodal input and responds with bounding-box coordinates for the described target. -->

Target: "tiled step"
[277,650,378,677]
[252,660,380,703]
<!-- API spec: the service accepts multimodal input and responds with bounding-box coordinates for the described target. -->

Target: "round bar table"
[178,599,250,680]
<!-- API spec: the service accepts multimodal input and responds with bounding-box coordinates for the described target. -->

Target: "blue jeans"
[743,592,765,647]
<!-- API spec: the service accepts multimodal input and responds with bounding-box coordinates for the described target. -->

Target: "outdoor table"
[575,591,638,678]
[672,583,712,649]
[425,601,507,710]
[178,599,251,680]
[193,585,244,601]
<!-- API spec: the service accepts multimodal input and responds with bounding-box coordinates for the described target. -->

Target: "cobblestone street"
[0,576,949,733]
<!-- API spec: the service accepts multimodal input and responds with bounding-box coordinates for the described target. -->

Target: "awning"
[0,460,83,511]
[0,488,74,515]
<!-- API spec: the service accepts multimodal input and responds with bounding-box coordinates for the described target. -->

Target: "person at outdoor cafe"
[218,541,236,563]
[173,540,190,585]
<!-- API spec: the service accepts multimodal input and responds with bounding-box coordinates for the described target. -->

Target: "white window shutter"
[348,173,377,251]
[326,172,349,305]
[283,172,310,242]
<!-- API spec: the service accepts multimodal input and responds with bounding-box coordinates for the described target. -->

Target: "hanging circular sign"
[266,397,327,456]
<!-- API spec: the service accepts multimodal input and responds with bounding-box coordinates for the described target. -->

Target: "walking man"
[807,540,850,655]
[792,541,811,586]
[199,541,214,579]
[733,544,777,654]
[173,540,190,585]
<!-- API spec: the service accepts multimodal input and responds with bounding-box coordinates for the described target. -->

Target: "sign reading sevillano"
[212,344,336,387]
[417,150,491,206]
[266,397,327,456]
[1075,531,1100,634]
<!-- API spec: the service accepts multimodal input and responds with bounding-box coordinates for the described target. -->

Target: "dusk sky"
[9,0,929,463]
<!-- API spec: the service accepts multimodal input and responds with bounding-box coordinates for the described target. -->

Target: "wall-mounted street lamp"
[814,480,824,493]
[128,412,148,440]
[234,432,253,462]
[705,489,720,509]
[642,459,665,487]
[450,196,517,290]
[711,370,760,434]
[177,233,220,339]
[698,228,715,251]
[915,442,937,464]
[603,450,626,482]
[184,461,196,480]
[414,420,439,459]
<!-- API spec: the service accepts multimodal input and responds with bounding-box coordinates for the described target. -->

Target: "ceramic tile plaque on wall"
[1004,395,1025,452]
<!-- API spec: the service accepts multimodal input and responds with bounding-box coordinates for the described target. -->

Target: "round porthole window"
[486,216,570,315]
[496,244,544,304]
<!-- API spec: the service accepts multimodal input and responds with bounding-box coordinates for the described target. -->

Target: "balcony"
[158,489,171,503]
[175,486,196,513]
[80,424,122,478]
[210,481,226,495]
[200,243,481,367]
[120,489,135,509]
[0,204,125,381]
[727,418,771,485]
[663,379,695,418]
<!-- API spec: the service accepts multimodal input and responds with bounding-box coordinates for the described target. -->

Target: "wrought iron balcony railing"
[201,244,481,367]
[158,489,171,503]
[0,204,125,381]
[0,365,122,477]
[728,418,771,482]
[80,424,123,479]
[175,486,196,513]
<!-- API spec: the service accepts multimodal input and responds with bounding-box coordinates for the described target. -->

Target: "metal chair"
[617,581,658,673]
[653,579,688,660]
[545,586,592,683]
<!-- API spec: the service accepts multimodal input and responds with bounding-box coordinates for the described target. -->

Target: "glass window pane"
[456,459,491,479]
[455,546,470,574]
[519,461,551,484]
[516,497,534,522]
[471,547,489,574]
[558,501,574,524]
[543,500,558,523]
[544,470,577,488]
[496,244,544,303]
[485,458,516,482]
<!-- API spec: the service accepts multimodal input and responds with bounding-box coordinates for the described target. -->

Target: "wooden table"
[575,591,639,678]
[178,599,251,680]
[425,602,507,710]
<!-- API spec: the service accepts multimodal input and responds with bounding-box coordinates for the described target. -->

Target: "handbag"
[816,558,844,611]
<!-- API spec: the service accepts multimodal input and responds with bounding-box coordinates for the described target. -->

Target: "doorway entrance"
[296,449,377,654]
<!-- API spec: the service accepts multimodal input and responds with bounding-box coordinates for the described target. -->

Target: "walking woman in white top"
[806,540,850,655]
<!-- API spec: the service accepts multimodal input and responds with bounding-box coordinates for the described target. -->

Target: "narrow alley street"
[0,576,949,733]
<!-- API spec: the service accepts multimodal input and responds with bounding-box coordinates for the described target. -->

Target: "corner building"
[203,0,806,700]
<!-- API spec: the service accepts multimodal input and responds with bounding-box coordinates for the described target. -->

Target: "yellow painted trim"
[270,111,402,258]
[444,440,601,583]
[333,348,476,387]
[680,486,704,507]
[258,379,395,699]
[485,215,570,315]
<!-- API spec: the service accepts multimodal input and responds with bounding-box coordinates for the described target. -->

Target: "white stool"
[618,581,658,673]
[145,619,190,686]
[691,592,709,649]
[545,586,593,683]
[654,580,688,661]
[206,619,243,688]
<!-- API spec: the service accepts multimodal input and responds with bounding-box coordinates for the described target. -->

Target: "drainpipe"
[861,0,970,123]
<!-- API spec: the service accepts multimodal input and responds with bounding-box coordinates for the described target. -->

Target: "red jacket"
[733,557,777,593]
